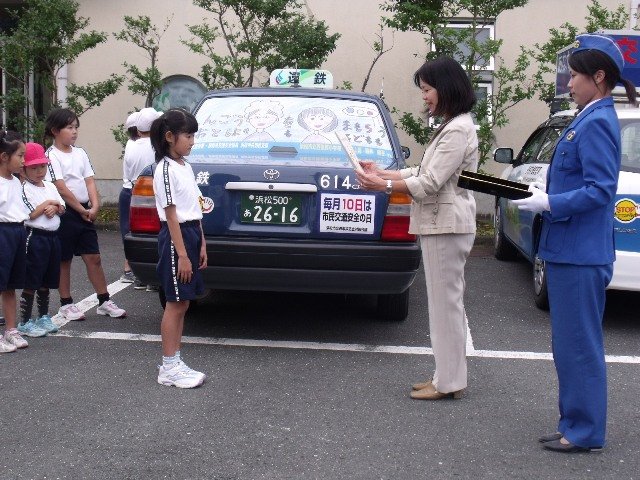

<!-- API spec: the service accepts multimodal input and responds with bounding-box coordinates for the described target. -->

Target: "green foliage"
[379,0,628,169]
[112,15,171,153]
[66,75,124,117]
[528,0,628,103]
[381,0,530,168]
[0,0,122,139]
[110,123,131,160]
[184,0,340,89]
[114,15,171,107]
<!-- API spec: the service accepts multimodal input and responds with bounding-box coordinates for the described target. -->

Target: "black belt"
[27,227,58,237]
[0,222,24,226]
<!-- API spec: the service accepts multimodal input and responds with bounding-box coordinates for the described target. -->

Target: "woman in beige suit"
[356,56,478,400]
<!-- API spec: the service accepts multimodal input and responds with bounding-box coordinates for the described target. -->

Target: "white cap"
[125,111,140,129]
[135,107,162,132]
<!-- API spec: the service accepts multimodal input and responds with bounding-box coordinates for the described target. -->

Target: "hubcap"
[534,255,545,295]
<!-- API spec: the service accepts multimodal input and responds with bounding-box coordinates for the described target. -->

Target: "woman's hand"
[177,255,193,283]
[359,160,379,174]
[355,170,386,192]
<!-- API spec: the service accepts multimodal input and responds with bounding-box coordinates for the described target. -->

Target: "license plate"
[240,192,302,225]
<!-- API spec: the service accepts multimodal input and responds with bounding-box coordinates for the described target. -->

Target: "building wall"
[73,0,630,212]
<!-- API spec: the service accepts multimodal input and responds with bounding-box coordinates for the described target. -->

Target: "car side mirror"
[401,146,410,160]
[493,147,514,164]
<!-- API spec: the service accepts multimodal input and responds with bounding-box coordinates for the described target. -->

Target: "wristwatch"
[385,180,393,195]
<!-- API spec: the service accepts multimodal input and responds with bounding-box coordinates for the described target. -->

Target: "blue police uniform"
[540,96,620,448]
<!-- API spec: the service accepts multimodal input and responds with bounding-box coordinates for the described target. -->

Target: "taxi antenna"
[379,77,385,100]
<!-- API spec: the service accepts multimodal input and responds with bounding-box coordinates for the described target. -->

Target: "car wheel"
[377,288,410,321]
[533,253,549,310]
[494,202,518,260]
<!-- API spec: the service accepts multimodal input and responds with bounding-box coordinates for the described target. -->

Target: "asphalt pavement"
[1,229,639,480]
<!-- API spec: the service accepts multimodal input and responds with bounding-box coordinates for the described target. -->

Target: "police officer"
[514,33,637,452]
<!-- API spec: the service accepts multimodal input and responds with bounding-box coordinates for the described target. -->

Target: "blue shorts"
[58,205,100,261]
[118,187,132,245]
[157,221,204,302]
[0,223,27,291]
[25,227,61,290]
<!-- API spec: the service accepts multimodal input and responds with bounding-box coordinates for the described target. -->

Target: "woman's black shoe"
[542,439,602,453]
[538,432,562,443]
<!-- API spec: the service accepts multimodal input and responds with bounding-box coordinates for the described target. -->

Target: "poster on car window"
[191,95,394,168]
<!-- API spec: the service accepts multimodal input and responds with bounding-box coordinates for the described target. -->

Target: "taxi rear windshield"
[191,95,395,168]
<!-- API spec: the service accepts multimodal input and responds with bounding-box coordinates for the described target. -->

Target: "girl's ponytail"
[620,77,638,105]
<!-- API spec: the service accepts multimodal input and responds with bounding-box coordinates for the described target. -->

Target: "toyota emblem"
[264,169,280,180]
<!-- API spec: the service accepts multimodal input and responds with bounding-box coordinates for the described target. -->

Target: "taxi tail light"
[129,176,161,234]
[381,193,416,242]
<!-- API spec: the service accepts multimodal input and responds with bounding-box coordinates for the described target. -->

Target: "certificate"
[335,132,365,174]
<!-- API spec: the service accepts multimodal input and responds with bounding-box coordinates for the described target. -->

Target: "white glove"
[512,182,550,213]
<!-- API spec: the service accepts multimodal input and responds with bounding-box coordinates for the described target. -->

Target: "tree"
[381,0,533,168]
[114,15,171,108]
[111,15,171,152]
[0,0,122,139]
[361,24,395,93]
[380,0,631,167]
[183,0,340,89]
[526,0,628,105]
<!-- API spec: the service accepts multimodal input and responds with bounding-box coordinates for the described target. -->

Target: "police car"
[493,107,640,308]
[123,69,421,321]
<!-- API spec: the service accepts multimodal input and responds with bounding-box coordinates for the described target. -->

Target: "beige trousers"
[420,233,475,393]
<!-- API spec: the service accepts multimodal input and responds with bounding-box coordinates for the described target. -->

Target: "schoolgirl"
[18,143,66,337]
[45,108,126,321]
[0,131,29,353]
[150,108,207,388]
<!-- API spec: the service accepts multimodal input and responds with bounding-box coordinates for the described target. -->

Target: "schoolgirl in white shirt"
[150,108,207,389]
[45,108,126,321]
[0,131,29,352]
[18,142,66,338]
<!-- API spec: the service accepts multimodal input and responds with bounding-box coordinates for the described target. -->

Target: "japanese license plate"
[240,192,302,225]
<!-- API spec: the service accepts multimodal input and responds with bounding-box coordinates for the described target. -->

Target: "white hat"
[135,107,162,132]
[125,111,140,129]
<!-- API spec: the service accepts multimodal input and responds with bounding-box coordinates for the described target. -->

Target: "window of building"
[152,75,207,113]
[431,23,495,71]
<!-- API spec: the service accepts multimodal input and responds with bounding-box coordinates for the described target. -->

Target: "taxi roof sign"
[269,69,333,89]
[556,30,640,98]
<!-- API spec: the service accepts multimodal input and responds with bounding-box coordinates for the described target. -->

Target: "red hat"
[24,142,49,167]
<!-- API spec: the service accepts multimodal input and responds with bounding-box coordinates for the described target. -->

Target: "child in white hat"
[120,108,162,289]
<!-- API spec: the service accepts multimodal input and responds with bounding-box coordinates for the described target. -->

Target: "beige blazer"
[400,113,478,235]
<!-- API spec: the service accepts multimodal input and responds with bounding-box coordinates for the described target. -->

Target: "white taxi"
[493,107,640,309]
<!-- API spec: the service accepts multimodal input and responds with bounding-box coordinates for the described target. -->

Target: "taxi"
[123,69,421,321]
[493,107,640,309]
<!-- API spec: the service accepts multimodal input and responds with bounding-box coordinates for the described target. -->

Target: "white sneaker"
[96,300,126,318]
[4,329,28,349]
[17,319,48,337]
[59,304,85,321]
[119,271,136,283]
[157,361,206,389]
[0,335,18,353]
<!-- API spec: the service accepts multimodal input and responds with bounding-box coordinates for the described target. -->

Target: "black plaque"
[457,171,532,200]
